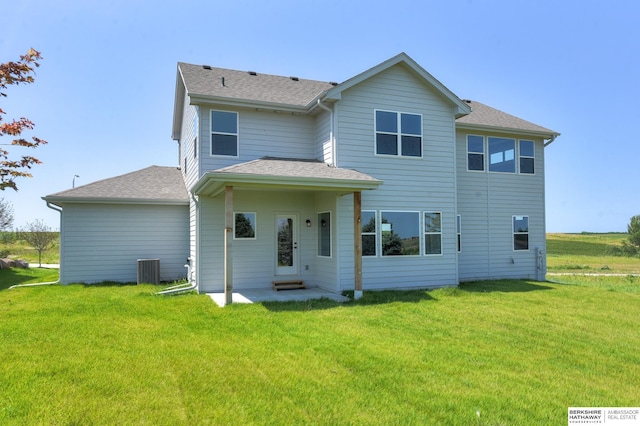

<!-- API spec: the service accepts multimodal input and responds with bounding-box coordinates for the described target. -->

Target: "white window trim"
[513,215,529,252]
[374,109,423,158]
[466,134,485,172]
[361,210,377,257]
[317,211,332,258]
[210,109,239,158]
[518,139,535,175]
[233,211,257,240]
[423,211,443,256]
[380,210,422,257]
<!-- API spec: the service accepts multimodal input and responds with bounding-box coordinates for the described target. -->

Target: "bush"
[606,241,639,257]
[629,214,640,248]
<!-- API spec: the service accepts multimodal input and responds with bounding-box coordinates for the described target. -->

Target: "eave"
[42,196,189,207]
[455,122,560,141]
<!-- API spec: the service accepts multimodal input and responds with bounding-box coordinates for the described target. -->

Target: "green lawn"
[2,280,638,425]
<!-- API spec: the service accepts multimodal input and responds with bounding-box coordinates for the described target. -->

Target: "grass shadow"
[0,267,59,291]
[459,279,553,293]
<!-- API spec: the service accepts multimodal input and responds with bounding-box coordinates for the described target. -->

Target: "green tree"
[21,219,56,267]
[628,214,640,248]
[0,48,47,190]
[0,198,14,230]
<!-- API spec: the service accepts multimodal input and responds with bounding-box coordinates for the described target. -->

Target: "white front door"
[276,214,298,275]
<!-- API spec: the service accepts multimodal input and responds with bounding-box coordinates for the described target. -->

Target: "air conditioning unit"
[137,259,160,284]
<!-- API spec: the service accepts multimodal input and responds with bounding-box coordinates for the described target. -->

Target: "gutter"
[316,98,336,166]
[544,134,558,147]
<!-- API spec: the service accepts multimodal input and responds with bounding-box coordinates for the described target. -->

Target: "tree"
[21,219,56,267]
[0,48,47,191]
[628,214,640,248]
[0,198,14,231]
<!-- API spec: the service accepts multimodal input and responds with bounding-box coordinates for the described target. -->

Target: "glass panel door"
[276,214,298,275]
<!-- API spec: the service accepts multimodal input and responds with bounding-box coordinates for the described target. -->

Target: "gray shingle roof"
[456,100,559,136]
[179,63,335,108]
[215,157,380,182]
[44,166,188,204]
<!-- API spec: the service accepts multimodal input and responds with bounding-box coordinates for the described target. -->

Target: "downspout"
[316,99,335,166]
[10,202,62,289]
[544,134,558,147]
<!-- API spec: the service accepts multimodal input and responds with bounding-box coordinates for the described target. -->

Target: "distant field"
[546,233,640,274]
[0,232,60,265]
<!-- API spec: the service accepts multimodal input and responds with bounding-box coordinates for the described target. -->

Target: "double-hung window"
[467,135,485,171]
[375,110,422,157]
[424,212,442,255]
[211,110,238,156]
[513,215,529,251]
[519,140,535,174]
[361,211,377,256]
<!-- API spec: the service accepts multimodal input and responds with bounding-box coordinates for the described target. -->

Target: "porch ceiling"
[192,157,382,197]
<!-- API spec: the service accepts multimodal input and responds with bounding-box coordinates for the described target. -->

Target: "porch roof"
[192,157,383,197]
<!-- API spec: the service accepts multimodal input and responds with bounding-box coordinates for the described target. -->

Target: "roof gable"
[43,166,189,205]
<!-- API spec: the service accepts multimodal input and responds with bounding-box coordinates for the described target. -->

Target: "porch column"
[354,191,363,300]
[224,186,234,305]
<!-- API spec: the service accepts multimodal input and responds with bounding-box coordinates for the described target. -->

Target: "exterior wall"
[334,63,459,291]
[59,203,189,284]
[180,100,200,190]
[314,108,332,163]
[197,190,332,293]
[313,192,339,292]
[456,130,546,280]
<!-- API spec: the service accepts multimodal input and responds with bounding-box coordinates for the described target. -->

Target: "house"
[43,53,559,303]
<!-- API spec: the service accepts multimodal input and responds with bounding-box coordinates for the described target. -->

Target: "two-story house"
[43,53,559,303]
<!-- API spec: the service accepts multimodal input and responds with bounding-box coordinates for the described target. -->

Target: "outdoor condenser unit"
[137,259,160,284]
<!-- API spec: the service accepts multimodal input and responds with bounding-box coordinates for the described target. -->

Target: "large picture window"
[361,211,377,256]
[488,137,515,173]
[513,215,529,251]
[380,211,420,256]
[424,212,442,255]
[467,135,484,171]
[211,110,238,156]
[375,110,422,157]
[519,140,535,174]
[234,212,256,239]
[317,212,331,257]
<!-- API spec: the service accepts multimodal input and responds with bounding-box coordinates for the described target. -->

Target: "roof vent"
[289,76,299,81]
[248,71,257,76]
[202,65,212,70]
[329,82,338,86]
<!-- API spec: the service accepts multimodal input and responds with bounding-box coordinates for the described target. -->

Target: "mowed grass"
[547,233,640,274]
[2,280,639,425]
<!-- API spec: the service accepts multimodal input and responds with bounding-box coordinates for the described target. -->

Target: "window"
[424,212,442,255]
[513,216,529,251]
[519,140,535,174]
[211,110,238,156]
[234,212,256,239]
[488,137,515,173]
[456,215,462,252]
[317,212,331,257]
[467,135,484,171]
[375,110,422,157]
[381,211,420,256]
[362,211,377,256]
[193,107,199,158]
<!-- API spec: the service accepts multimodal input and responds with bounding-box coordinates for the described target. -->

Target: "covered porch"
[192,157,382,306]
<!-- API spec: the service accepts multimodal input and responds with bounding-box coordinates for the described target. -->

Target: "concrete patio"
[207,287,350,307]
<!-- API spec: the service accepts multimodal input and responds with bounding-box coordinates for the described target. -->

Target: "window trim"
[374,109,423,158]
[466,135,485,172]
[317,211,332,258]
[233,212,257,240]
[210,109,239,158]
[361,210,377,257]
[513,215,529,251]
[424,211,443,256]
[518,139,535,175]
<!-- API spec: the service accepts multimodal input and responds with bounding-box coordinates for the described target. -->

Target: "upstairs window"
[375,110,422,157]
[193,107,199,159]
[467,135,485,171]
[519,140,535,174]
[488,137,515,173]
[513,215,529,251]
[211,110,238,156]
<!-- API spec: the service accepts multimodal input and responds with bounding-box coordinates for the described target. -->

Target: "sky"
[1,0,639,233]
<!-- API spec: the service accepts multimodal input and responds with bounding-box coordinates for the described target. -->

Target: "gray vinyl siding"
[314,192,338,292]
[59,203,189,284]
[181,100,200,189]
[334,64,459,291]
[314,109,332,163]
[456,131,547,280]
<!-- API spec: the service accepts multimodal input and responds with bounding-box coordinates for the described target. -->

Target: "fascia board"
[172,67,187,141]
[456,123,560,140]
[42,196,189,206]
[188,95,309,114]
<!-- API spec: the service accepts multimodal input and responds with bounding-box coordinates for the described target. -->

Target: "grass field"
[0,233,638,424]
[0,232,60,265]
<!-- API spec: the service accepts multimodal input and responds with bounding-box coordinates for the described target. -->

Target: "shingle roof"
[216,157,380,182]
[44,166,189,205]
[456,100,559,136]
[179,63,335,108]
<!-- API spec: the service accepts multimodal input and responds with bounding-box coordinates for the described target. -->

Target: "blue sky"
[2,0,638,232]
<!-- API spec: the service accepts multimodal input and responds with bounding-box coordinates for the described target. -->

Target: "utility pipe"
[156,261,196,295]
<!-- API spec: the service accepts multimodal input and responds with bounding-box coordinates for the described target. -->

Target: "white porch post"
[224,186,234,305]
[354,191,363,300]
